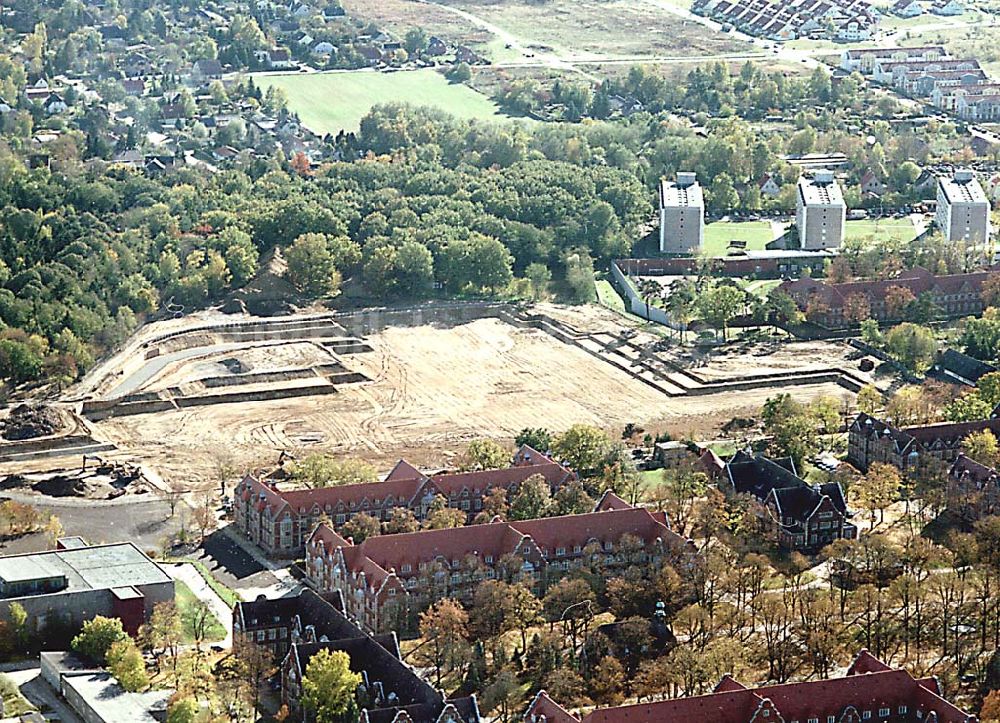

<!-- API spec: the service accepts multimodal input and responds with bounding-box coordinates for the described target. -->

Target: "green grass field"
[844,219,918,243]
[255,69,506,134]
[595,279,627,314]
[703,221,777,257]
[175,580,226,644]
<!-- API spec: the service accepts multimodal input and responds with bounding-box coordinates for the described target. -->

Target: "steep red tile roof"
[241,449,573,517]
[541,654,975,723]
[594,490,632,511]
[780,268,998,310]
[311,507,688,586]
[512,507,676,555]
[524,690,579,723]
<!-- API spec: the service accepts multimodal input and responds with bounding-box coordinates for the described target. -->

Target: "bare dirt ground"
[148,341,337,392]
[344,0,745,62]
[88,309,852,488]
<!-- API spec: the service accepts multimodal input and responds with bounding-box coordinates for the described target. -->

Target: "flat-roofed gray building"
[659,172,704,254]
[936,169,990,243]
[0,543,173,640]
[796,170,846,250]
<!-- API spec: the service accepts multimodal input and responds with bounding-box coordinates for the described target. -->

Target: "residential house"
[524,649,977,723]
[323,4,346,18]
[190,59,224,85]
[427,36,448,56]
[779,267,998,328]
[313,41,335,55]
[932,0,964,13]
[44,93,68,115]
[122,52,154,77]
[861,169,886,195]
[758,172,781,197]
[455,46,487,64]
[122,78,145,97]
[840,46,948,74]
[874,58,981,86]
[847,412,1000,472]
[304,505,695,634]
[721,451,856,550]
[234,446,576,557]
[891,0,923,16]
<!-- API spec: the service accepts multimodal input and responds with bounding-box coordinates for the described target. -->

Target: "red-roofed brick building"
[304,505,695,634]
[524,649,976,723]
[234,446,575,556]
[779,267,998,328]
[847,412,1000,472]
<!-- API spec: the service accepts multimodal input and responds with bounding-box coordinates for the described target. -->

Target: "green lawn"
[166,558,240,607]
[255,69,506,134]
[175,580,226,644]
[739,279,782,298]
[843,219,918,243]
[703,221,776,257]
[595,279,627,314]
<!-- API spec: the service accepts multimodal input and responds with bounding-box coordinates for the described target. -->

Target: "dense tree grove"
[0,103,655,385]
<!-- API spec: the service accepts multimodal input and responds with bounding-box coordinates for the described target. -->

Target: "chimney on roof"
[676,171,697,187]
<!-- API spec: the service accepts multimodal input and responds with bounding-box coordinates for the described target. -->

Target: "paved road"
[166,562,234,648]
[0,495,182,556]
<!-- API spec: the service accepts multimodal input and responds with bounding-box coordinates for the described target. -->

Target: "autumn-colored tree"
[589,655,625,705]
[977,371,1000,408]
[423,495,466,529]
[107,638,149,691]
[884,285,916,319]
[853,462,901,528]
[509,473,552,520]
[416,599,470,688]
[856,385,882,415]
[981,273,1000,307]
[341,512,380,543]
[383,507,420,534]
[473,486,509,523]
[289,151,312,177]
[964,429,1000,468]
[460,439,510,471]
[302,649,362,723]
[843,292,871,324]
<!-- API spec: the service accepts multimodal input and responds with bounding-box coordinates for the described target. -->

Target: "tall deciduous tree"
[302,649,362,723]
[285,233,342,298]
[72,616,128,664]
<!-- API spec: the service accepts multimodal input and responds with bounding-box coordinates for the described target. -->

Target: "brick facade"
[525,649,976,723]
[721,452,857,550]
[304,504,696,635]
[780,267,997,329]
[847,413,1000,473]
[233,446,575,557]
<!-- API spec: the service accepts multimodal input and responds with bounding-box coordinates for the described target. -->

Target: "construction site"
[0,300,890,497]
